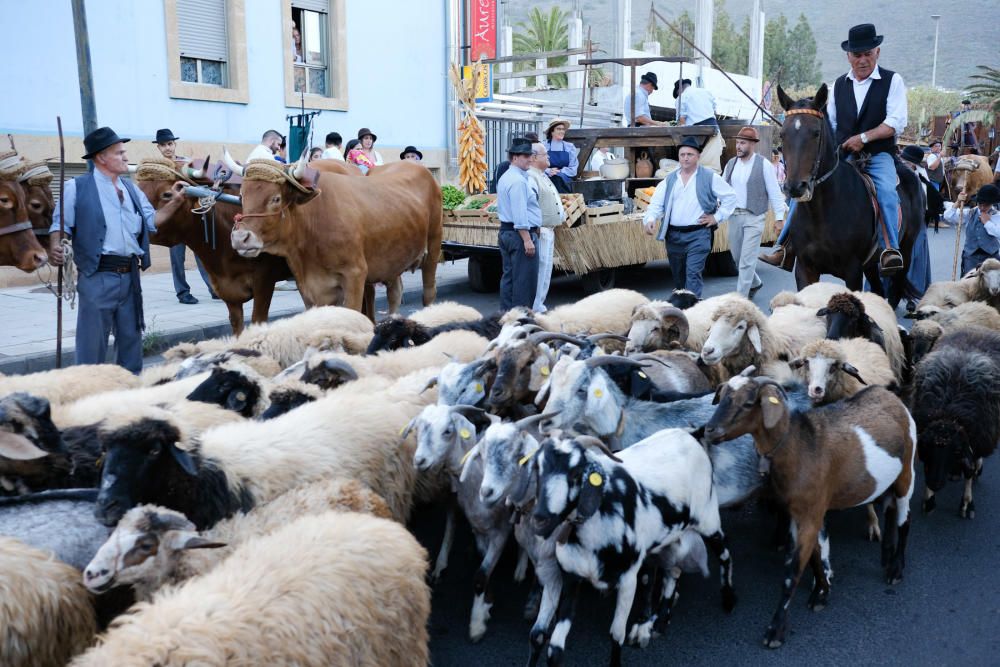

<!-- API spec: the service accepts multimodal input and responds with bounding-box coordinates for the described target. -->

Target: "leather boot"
[759,243,795,272]
[878,248,904,276]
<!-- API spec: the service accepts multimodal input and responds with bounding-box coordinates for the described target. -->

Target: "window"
[283,0,347,111]
[292,4,329,96]
[164,0,248,104]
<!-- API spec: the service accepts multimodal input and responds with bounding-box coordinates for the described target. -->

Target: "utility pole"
[71,0,98,139]
[930,14,941,88]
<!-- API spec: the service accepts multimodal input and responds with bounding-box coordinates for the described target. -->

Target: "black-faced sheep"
[0,364,138,405]
[366,308,501,353]
[817,292,905,382]
[70,512,431,667]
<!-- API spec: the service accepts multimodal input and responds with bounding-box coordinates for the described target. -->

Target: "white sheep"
[0,364,139,405]
[912,279,973,318]
[409,300,483,327]
[791,338,895,404]
[84,478,390,601]
[70,512,431,667]
[53,372,213,428]
[1,537,97,667]
[502,288,650,336]
[678,292,744,350]
[769,282,848,312]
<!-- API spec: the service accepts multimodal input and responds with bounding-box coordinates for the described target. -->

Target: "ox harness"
[0,220,33,237]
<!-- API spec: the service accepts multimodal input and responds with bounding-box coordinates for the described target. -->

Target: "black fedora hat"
[678,136,702,153]
[82,126,130,160]
[357,127,377,142]
[900,145,925,165]
[399,145,423,160]
[153,129,180,144]
[972,184,1000,205]
[507,138,533,155]
[640,71,659,90]
[841,23,883,52]
[672,78,692,99]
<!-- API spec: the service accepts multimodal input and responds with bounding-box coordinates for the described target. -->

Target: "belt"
[668,225,706,233]
[499,222,538,232]
[97,254,138,273]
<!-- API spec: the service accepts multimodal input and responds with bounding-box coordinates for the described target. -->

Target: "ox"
[949,155,994,199]
[133,157,294,334]
[0,165,48,272]
[17,161,55,243]
[231,158,441,319]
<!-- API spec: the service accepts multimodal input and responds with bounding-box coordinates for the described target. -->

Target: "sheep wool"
[1,537,97,667]
[409,300,483,327]
[537,288,649,335]
[0,364,139,406]
[71,512,430,667]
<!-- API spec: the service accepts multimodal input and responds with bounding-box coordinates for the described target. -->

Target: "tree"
[763,15,789,83]
[512,6,569,88]
[906,86,963,138]
[635,10,694,59]
[763,14,821,89]
[967,65,1000,112]
[712,0,749,75]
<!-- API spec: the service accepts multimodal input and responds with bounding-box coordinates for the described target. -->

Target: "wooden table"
[564,126,716,176]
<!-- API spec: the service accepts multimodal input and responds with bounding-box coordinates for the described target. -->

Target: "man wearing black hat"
[495,137,542,310]
[762,23,907,275]
[400,146,423,162]
[624,72,665,127]
[48,127,188,373]
[947,184,1000,275]
[153,129,215,304]
[643,136,736,298]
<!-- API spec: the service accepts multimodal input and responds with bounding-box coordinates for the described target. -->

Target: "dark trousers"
[962,249,999,276]
[666,226,713,298]
[170,243,214,298]
[75,270,144,374]
[499,228,539,311]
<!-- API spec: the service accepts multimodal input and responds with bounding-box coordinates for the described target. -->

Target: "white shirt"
[826,66,907,137]
[321,146,345,161]
[944,205,1000,239]
[643,169,737,229]
[926,152,941,170]
[247,144,277,162]
[588,150,608,171]
[679,87,716,125]
[729,154,787,220]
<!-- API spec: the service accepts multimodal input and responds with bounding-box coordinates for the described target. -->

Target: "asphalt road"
[399,224,1000,666]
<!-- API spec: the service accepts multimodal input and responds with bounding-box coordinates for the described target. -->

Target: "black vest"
[833,68,896,156]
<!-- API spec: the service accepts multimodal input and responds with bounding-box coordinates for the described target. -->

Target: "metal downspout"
[445,0,462,182]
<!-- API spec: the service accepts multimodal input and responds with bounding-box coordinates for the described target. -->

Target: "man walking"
[496,138,541,310]
[153,128,215,304]
[722,126,787,299]
[643,137,736,298]
[527,142,566,312]
[48,127,187,373]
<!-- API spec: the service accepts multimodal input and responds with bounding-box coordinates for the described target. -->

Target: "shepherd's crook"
[56,116,65,368]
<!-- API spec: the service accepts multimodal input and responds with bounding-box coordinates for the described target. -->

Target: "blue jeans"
[776,152,900,250]
[666,227,712,298]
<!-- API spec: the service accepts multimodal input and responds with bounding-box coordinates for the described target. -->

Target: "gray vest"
[655,166,719,241]
[72,173,151,277]
[963,208,1000,256]
[723,154,768,216]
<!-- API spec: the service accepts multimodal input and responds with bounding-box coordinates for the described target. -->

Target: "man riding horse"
[762,23,906,276]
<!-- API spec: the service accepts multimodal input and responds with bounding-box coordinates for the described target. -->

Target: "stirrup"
[878,249,904,276]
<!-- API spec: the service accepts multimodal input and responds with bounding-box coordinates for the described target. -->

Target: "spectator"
[292,25,304,63]
[321,131,344,161]
[588,146,611,172]
[309,147,323,162]
[346,128,384,174]
[275,135,288,164]
[925,139,944,192]
[399,146,423,162]
[674,78,722,172]
[496,138,541,310]
[527,142,565,312]
[949,184,1000,275]
[492,131,539,193]
[247,130,283,162]
[771,147,786,184]
[543,119,579,193]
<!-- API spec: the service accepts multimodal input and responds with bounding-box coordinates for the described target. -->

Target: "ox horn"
[127,164,138,174]
[291,145,310,180]
[183,155,210,180]
[222,147,244,176]
[659,306,691,343]
[573,435,623,462]
[528,331,587,347]
[584,356,650,370]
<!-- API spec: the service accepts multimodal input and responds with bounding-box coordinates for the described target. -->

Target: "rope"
[36,238,77,309]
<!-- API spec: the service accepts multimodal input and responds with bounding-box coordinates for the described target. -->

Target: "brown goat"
[703,372,915,649]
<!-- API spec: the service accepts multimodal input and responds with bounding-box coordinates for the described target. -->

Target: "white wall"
[0,0,447,151]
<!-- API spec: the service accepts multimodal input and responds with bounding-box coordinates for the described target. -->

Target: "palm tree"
[966,65,1000,112]
[512,7,569,88]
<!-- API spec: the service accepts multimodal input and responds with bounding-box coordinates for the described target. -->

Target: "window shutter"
[292,0,329,13]
[177,0,229,62]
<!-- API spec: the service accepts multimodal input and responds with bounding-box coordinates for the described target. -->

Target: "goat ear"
[759,386,785,430]
[747,325,763,354]
[168,442,198,477]
[840,362,867,385]
[458,443,481,484]
[181,536,227,551]
[815,307,829,317]
[577,467,604,521]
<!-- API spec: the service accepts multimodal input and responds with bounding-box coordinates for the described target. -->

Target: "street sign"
[463,63,493,104]
[468,0,497,61]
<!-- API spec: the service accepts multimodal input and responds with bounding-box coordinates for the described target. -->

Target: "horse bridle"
[784,108,840,191]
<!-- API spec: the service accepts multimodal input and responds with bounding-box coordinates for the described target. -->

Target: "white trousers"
[533,227,555,312]
[727,211,765,297]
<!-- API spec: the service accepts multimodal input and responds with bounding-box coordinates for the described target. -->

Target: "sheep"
[666,288,701,309]
[911,346,1000,519]
[410,300,484,327]
[964,257,1000,309]
[172,347,283,380]
[366,307,502,353]
[529,430,736,665]
[908,302,1000,365]
[911,279,973,319]
[185,360,273,418]
[1,537,97,667]
[626,301,692,352]
[817,292,905,382]
[83,478,390,601]
[70,512,431,667]
[769,282,848,312]
[501,288,650,336]
[0,489,110,571]
[163,305,374,368]
[93,368,437,528]
[0,364,138,405]
[54,372,213,428]
[258,378,325,419]
[300,330,489,390]
[791,338,895,405]
[702,372,916,648]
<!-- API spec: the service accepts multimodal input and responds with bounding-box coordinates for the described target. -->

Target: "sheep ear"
[840,362,867,385]
[168,442,198,477]
[816,307,829,317]
[181,537,227,551]
[759,386,785,430]
[577,467,604,521]
[747,325,763,354]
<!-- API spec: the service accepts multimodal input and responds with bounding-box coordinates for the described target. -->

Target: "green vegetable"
[442,185,466,210]
[465,197,491,210]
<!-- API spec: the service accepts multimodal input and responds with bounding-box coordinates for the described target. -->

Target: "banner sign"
[468,0,497,61]
[463,63,493,103]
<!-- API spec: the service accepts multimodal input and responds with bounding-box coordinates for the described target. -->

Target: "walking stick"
[951,199,964,280]
[56,116,65,368]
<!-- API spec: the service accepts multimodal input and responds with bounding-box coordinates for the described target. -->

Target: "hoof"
[922,496,936,514]
[807,588,829,611]
[721,586,738,613]
[627,619,654,648]
[960,501,975,520]
[763,622,786,649]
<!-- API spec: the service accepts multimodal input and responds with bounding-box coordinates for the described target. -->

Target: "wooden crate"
[633,187,656,212]
[583,202,624,225]
[560,193,585,227]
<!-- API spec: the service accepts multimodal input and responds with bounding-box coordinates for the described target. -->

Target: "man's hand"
[48,234,65,266]
[698,213,717,227]
[841,134,865,153]
[523,238,536,257]
[643,219,657,236]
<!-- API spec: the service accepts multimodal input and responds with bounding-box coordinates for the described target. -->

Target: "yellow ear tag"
[459,428,472,440]
[399,425,407,436]
[474,383,483,393]
[593,388,603,398]
[768,396,780,404]
[518,447,539,466]
[588,472,603,486]
[637,371,647,379]
[460,448,475,465]
[541,366,550,377]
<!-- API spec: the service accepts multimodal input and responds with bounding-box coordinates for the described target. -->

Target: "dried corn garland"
[449,62,488,195]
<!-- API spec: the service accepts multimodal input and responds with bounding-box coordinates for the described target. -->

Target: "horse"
[778,84,923,306]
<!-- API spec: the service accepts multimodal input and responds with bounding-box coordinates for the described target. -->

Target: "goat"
[666,288,700,309]
[703,372,915,648]
[816,292,905,382]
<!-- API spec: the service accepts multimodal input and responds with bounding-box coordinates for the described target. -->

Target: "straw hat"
[545,118,571,136]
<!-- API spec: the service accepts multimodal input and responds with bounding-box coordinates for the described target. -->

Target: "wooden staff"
[951,198,964,280]
[56,116,65,368]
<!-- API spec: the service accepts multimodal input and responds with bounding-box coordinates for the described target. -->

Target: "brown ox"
[231,159,441,319]
[0,172,48,272]
[134,157,294,334]
[17,162,55,241]
[948,155,993,199]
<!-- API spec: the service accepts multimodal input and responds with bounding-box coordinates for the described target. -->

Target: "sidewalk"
[0,261,471,375]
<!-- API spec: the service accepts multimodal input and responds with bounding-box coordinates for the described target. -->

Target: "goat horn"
[222,147,244,176]
[450,405,488,419]
[739,365,757,377]
[584,356,649,370]
[626,353,672,368]
[573,435,623,462]
[399,417,417,441]
[528,331,587,347]
[587,333,629,344]
[515,412,555,431]
[319,357,359,380]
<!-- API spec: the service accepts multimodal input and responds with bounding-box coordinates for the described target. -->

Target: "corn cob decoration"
[449,62,488,195]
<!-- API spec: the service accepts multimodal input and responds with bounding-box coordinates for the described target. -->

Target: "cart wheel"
[468,255,502,293]
[580,268,616,294]
[705,252,738,277]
